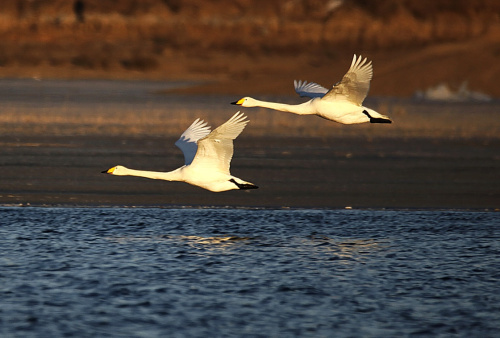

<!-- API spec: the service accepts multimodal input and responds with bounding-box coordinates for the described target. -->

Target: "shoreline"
[1,203,498,212]
[1,134,498,210]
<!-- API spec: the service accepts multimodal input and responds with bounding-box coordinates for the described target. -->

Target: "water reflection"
[300,236,390,263]
[106,233,389,262]
[106,234,253,249]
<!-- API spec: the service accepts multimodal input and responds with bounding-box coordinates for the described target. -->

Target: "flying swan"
[102,112,258,192]
[232,54,392,124]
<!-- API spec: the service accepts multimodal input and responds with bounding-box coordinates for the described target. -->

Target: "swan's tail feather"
[229,178,258,190]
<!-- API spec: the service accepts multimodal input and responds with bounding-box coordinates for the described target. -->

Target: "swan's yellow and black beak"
[102,167,115,174]
[231,98,244,105]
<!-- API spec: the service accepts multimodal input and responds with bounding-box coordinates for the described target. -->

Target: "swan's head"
[102,165,128,176]
[231,97,257,107]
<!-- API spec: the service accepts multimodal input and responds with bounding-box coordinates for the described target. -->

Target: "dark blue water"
[1,207,499,337]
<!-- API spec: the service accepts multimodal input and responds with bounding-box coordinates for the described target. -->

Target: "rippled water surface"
[1,207,499,337]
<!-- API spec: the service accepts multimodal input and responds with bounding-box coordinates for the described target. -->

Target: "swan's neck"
[251,98,315,115]
[122,167,183,182]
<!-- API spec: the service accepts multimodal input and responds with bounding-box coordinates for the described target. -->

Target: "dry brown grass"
[1,1,498,66]
[0,1,499,98]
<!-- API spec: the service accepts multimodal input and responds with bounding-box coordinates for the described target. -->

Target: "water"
[1,207,499,337]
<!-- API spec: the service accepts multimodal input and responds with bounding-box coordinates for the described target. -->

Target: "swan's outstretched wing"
[294,80,329,98]
[175,118,211,165]
[322,54,373,105]
[190,112,249,174]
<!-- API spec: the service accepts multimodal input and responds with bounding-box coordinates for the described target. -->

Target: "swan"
[231,54,392,124]
[102,112,258,192]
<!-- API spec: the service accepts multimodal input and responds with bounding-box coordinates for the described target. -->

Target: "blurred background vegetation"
[0,0,499,96]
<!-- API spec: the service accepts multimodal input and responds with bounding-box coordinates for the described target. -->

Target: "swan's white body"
[103,112,257,192]
[232,54,392,125]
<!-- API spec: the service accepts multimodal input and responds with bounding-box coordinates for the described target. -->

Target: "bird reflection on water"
[107,234,253,249]
[106,233,388,264]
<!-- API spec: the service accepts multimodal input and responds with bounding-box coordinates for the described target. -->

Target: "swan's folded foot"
[229,179,259,190]
[370,117,392,124]
[362,110,392,124]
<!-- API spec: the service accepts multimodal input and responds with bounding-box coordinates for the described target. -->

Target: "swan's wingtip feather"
[351,54,358,66]
[225,111,249,128]
[191,118,208,128]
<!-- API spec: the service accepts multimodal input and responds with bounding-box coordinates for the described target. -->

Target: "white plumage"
[232,54,392,125]
[102,112,258,192]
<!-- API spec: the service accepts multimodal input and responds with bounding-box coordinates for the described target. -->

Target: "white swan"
[102,112,258,192]
[232,54,392,124]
